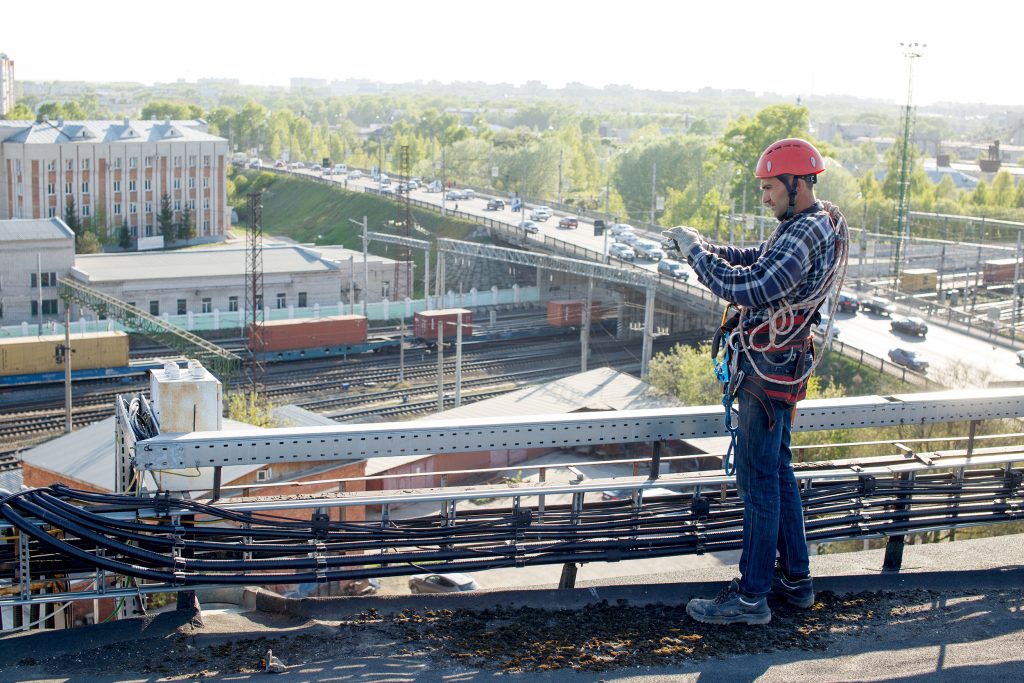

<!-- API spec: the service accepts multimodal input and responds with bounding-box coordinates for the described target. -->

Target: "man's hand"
[661,226,703,258]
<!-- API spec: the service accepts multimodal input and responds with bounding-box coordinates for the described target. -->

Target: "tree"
[63,196,82,237]
[3,102,33,120]
[157,193,175,241]
[118,220,133,250]
[76,230,101,254]
[179,206,195,245]
[141,100,203,121]
[990,171,1016,208]
[644,343,721,406]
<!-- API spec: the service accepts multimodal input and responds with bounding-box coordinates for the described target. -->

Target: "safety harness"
[713,201,849,475]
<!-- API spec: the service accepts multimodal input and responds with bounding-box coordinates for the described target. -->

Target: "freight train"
[2,302,608,386]
[0,331,166,387]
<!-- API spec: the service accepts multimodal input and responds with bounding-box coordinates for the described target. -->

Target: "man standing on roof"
[663,138,849,625]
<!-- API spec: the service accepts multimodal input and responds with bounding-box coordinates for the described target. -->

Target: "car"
[406,179,419,190]
[557,216,579,229]
[618,231,643,246]
[273,160,286,169]
[601,487,677,502]
[485,199,505,211]
[608,223,635,237]
[248,158,262,169]
[461,189,475,199]
[347,169,363,180]
[608,243,636,260]
[530,206,553,221]
[891,316,928,337]
[861,296,896,316]
[408,573,479,594]
[657,259,688,280]
[445,190,463,200]
[379,186,394,195]
[311,164,322,172]
[816,314,840,339]
[633,240,665,261]
[333,164,348,175]
[1017,349,1024,366]
[837,292,860,313]
[340,577,380,596]
[888,347,928,372]
[518,220,539,234]
[394,182,410,193]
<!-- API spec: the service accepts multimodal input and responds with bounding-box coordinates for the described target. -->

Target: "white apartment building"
[0,53,13,117]
[0,118,230,240]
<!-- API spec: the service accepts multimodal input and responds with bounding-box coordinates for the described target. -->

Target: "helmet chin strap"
[780,175,798,219]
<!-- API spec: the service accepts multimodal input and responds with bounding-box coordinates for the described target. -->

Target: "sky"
[4,0,1022,108]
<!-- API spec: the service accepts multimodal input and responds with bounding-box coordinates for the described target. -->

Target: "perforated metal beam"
[135,388,1024,470]
[367,231,430,251]
[437,238,657,289]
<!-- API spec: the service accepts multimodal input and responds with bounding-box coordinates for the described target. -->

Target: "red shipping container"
[547,300,602,327]
[414,309,473,341]
[983,258,1019,287]
[250,315,368,352]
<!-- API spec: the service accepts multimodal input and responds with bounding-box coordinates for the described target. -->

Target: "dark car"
[861,296,896,316]
[891,316,928,337]
[485,199,505,211]
[557,216,579,229]
[889,347,929,372]
[837,292,860,313]
[657,259,688,280]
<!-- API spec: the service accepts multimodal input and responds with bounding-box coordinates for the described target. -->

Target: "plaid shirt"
[685,202,839,330]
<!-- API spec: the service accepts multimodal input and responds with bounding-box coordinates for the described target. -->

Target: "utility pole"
[892,42,926,287]
[349,216,370,316]
[650,161,657,225]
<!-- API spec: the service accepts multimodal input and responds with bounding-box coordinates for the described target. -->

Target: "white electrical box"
[149,360,222,491]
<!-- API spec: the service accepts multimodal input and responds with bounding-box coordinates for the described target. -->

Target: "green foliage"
[141,100,203,120]
[226,390,276,427]
[644,343,722,406]
[75,230,101,254]
[118,221,132,250]
[4,102,33,120]
[158,194,175,241]
[63,196,82,237]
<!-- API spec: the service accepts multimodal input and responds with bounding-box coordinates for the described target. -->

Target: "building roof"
[19,415,262,492]
[0,217,75,242]
[364,368,678,476]
[0,119,225,145]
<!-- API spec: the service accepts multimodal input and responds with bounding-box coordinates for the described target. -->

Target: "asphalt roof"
[0,217,75,242]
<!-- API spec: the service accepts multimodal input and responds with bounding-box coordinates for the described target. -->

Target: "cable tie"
[173,570,187,586]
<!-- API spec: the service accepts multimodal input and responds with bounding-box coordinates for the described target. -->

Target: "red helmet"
[754,138,825,178]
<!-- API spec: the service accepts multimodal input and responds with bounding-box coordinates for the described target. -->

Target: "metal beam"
[437,238,657,289]
[135,388,1024,470]
[366,231,430,251]
[58,279,242,380]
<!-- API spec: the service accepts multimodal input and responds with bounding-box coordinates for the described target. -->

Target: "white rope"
[729,201,850,387]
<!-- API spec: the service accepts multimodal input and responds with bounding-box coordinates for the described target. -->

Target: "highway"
[294,166,1023,386]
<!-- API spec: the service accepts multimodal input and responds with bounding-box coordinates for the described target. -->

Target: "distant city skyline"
[4,0,1023,108]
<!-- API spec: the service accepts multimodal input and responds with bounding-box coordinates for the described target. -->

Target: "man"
[663,138,848,625]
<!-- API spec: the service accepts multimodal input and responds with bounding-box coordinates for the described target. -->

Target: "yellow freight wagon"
[900,268,937,293]
[0,331,129,377]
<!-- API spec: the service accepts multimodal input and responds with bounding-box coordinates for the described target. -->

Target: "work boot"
[685,578,771,625]
[770,566,815,609]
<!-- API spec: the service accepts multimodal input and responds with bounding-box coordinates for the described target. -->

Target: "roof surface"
[0,217,75,242]
[0,119,224,145]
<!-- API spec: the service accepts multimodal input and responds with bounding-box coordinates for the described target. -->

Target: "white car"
[608,243,636,261]
[618,231,643,246]
[347,169,363,179]
[408,573,479,594]
[530,206,553,221]
[518,220,540,234]
[608,223,635,237]
[633,240,665,261]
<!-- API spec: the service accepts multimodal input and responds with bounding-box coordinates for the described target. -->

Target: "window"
[174,156,182,167]
[145,202,153,214]
[203,198,209,210]
[202,219,210,232]
[46,160,56,171]
[149,300,159,316]
[174,200,181,211]
[145,223,154,237]
[31,272,58,287]
[144,179,151,191]
[177,299,187,315]
[382,281,391,298]
[188,177,195,189]
[129,157,137,169]
[82,205,90,217]
[228,296,238,312]
[47,207,56,218]
[144,156,153,168]
[113,180,121,193]
[173,178,181,190]
[113,157,121,169]
[128,180,136,192]
[202,177,209,188]
[113,203,122,215]
[188,155,196,167]
[66,159,74,171]
[201,298,212,313]
[47,183,55,195]
[203,155,211,167]
[256,468,273,482]
[298,292,307,307]
[129,203,137,214]
[189,199,195,210]
[64,182,72,195]
[81,181,89,194]
[81,159,90,170]
[31,300,59,316]
[276,293,286,309]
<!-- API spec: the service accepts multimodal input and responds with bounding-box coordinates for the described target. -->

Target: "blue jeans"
[735,358,810,597]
